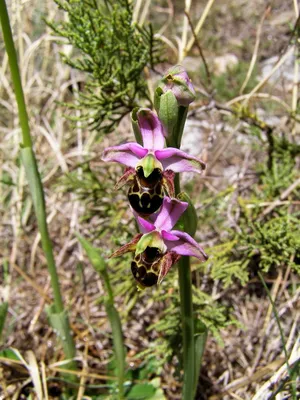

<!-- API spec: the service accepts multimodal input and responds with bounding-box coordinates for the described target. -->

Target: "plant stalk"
[175,172,195,399]
[178,255,195,399]
[0,0,76,363]
[76,235,125,399]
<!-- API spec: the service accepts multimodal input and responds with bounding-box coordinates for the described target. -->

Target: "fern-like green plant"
[48,0,164,133]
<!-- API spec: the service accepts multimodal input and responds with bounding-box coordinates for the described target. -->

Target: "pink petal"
[155,148,206,173]
[154,197,188,231]
[102,143,148,168]
[161,230,179,241]
[165,230,208,261]
[137,216,155,233]
[137,108,165,151]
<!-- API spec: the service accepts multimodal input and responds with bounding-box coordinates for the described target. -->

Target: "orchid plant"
[102,65,208,398]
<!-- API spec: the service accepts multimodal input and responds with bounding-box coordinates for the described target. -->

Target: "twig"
[185,0,216,55]
[239,5,271,94]
[242,47,294,106]
[292,2,299,135]
[208,122,241,171]
[11,263,51,303]
[184,10,211,85]
[226,92,291,111]
[258,177,300,220]
[139,0,151,27]
[179,0,192,62]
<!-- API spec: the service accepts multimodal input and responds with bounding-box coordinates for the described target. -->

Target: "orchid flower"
[102,108,206,215]
[110,197,208,288]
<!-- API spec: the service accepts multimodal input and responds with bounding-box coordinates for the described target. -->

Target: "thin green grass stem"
[0,0,76,367]
[0,0,32,148]
[77,235,125,399]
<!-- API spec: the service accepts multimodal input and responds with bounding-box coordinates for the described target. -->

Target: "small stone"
[213,54,239,76]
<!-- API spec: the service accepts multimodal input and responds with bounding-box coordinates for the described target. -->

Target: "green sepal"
[131,107,143,146]
[154,87,163,114]
[175,192,198,237]
[157,90,178,141]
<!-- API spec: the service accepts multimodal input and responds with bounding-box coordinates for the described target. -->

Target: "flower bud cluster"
[102,65,208,289]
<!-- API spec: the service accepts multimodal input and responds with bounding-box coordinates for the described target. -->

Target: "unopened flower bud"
[157,65,196,107]
[154,65,195,147]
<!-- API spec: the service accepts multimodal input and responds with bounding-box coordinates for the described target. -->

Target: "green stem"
[175,175,195,399]
[0,0,32,148]
[76,235,125,399]
[102,270,125,399]
[178,256,195,399]
[0,0,76,364]
[21,148,65,314]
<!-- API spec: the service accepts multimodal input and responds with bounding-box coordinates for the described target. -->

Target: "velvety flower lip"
[136,197,208,262]
[101,108,206,176]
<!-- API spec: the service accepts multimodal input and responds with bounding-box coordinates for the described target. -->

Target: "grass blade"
[77,234,125,399]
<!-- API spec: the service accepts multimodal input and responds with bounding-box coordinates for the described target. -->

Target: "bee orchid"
[102,108,205,215]
[110,197,208,288]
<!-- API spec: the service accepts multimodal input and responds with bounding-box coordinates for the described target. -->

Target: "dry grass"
[0,0,299,399]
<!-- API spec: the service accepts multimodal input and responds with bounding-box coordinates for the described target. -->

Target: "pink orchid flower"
[102,108,206,215]
[111,197,208,288]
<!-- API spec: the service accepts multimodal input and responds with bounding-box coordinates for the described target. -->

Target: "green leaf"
[46,305,76,372]
[127,383,156,399]
[76,233,106,273]
[105,301,125,390]
[77,233,126,397]
[0,302,8,340]
[20,147,47,233]
[0,348,24,362]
